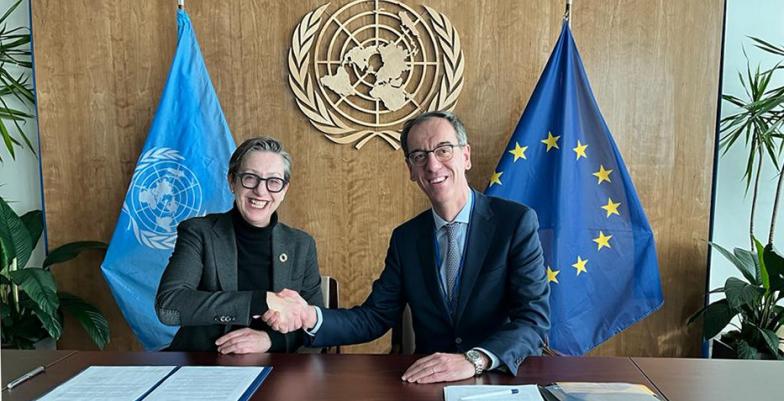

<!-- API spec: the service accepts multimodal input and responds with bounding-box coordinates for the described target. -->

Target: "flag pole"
[564,0,572,26]
[178,0,184,10]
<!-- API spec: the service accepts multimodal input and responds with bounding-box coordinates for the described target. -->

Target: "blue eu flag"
[485,22,663,355]
[101,10,236,350]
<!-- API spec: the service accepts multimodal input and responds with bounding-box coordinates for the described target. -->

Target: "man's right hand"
[263,289,316,333]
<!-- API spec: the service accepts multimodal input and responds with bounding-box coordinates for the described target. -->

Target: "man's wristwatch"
[464,349,487,376]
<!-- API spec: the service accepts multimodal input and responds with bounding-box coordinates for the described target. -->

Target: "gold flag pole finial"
[178,0,184,10]
[564,0,572,25]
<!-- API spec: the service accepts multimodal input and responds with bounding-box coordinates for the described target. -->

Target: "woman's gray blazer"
[155,211,324,352]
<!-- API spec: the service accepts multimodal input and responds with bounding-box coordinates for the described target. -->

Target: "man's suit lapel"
[454,190,493,325]
[212,212,237,291]
[414,213,452,321]
[271,224,291,292]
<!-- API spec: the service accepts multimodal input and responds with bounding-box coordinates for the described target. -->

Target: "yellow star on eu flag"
[489,171,503,187]
[541,132,560,152]
[593,165,613,184]
[571,256,588,275]
[601,198,621,217]
[546,266,560,284]
[593,231,613,250]
[508,142,528,162]
[572,140,588,160]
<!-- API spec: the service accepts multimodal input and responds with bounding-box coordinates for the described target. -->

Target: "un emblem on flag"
[289,0,464,150]
[123,148,203,250]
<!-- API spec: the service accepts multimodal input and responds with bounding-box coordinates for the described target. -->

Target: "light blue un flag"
[101,9,236,350]
[485,22,663,355]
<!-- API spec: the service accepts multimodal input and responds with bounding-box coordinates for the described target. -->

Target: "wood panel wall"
[31,0,724,356]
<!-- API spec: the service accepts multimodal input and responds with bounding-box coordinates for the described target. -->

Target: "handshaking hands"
[263,289,317,333]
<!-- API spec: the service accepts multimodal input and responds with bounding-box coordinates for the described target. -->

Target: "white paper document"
[143,366,265,401]
[36,366,268,401]
[37,366,177,401]
[444,385,544,401]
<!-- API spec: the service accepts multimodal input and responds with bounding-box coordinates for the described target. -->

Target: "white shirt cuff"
[473,347,500,370]
[304,306,323,336]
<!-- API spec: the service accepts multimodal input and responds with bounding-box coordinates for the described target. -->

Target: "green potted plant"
[0,196,111,349]
[690,240,784,359]
[689,37,784,359]
[0,0,36,161]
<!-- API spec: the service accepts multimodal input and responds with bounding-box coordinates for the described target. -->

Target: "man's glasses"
[406,143,465,166]
[236,173,287,193]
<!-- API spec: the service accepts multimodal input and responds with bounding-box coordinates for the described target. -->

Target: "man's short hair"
[228,136,292,182]
[400,111,469,156]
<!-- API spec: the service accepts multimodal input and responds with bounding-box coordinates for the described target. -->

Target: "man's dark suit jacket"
[310,190,550,374]
[155,211,324,352]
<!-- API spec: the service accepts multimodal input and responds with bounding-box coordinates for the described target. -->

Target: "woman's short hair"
[228,136,292,181]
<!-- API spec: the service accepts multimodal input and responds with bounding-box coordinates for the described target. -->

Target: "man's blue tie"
[444,223,460,312]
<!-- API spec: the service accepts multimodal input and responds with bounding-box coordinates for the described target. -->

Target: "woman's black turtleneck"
[231,206,286,351]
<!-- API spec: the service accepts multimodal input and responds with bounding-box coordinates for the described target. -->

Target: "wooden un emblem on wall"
[289,0,464,150]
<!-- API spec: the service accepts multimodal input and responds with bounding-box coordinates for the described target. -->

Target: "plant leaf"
[711,243,758,284]
[754,326,782,358]
[28,300,62,340]
[0,1,23,26]
[755,238,771,291]
[0,302,10,320]
[58,292,110,349]
[769,305,784,333]
[0,196,33,269]
[43,241,107,268]
[733,247,761,284]
[20,210,43,255]
[0,214,14,270]
[698,299,736,339]
[724,277,764,310]
[750,36,784,57]
[736,338,760,359]
[762,244,784,292]
[8,267,59,316]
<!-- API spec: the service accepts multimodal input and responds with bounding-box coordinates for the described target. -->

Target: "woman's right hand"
[215,328,272,354]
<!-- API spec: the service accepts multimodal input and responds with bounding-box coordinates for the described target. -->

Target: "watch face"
[465,350,483,374]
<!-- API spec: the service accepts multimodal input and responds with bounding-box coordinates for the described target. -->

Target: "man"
[266,111,550,383]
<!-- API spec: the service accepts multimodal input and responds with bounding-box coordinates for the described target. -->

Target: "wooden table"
[2,351,778,401]
[1,350,76,389]
[632,357,783,401]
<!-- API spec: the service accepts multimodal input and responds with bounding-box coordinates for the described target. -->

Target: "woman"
[156,137,323,353]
